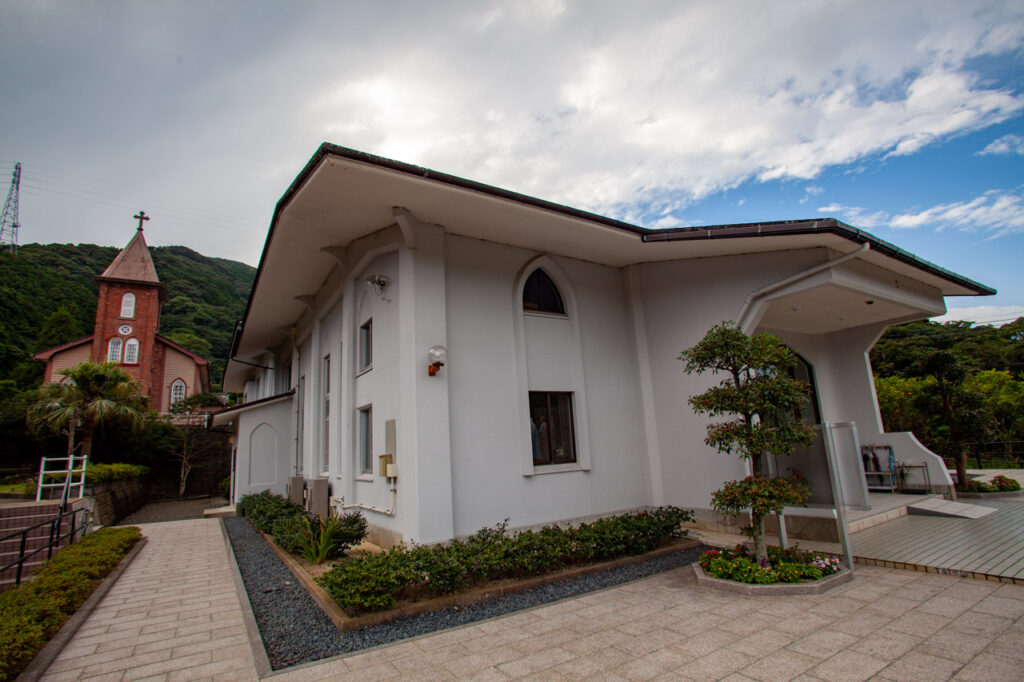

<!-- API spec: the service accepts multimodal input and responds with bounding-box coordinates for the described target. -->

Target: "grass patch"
[0,526,142,681]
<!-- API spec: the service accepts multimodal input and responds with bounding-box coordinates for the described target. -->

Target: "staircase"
[0,499,89,591]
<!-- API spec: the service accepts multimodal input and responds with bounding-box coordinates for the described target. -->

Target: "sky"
[1,1,1022,325]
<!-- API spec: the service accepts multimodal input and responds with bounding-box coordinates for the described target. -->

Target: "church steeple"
[99,219,161,285]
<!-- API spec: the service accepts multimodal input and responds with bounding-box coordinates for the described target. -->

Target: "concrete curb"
[691,562,853,596]
[17,535,148,682]
[258,524,701,631]
[220,519,273,679]
[957,489,1024,499]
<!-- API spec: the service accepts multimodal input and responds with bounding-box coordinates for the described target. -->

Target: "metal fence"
[0,505,90,587]
[952,441,1024,469]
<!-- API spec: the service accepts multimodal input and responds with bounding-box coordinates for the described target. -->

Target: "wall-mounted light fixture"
[428,344,447,376]
[366,274,390,296]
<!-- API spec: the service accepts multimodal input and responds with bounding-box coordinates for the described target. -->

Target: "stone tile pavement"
[40,519,258,681]
[38,518,1024,681]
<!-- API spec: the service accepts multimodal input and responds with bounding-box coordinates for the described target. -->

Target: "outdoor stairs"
[0,500,85,591]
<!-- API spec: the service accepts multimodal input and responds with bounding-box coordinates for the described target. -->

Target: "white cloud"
[978,134,1024,155]
[1,1,1023,260]
[800,185,824,204]
[890,189,1024,236]
[817,203,889,229]
[931,305,1024,325]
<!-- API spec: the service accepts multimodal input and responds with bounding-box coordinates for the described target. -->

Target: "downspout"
[736,243,870,333]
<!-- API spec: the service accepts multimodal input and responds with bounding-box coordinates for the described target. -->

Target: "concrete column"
[398,221,454,543]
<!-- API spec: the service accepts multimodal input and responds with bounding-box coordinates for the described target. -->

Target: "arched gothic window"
[120,293,136,318]
[107,338,123,363]
[170,379,187,405]
[522,269,565,315]
[124,338,139,364]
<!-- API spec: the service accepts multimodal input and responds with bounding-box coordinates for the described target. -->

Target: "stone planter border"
[957,489,1023,499]
[692,562,853,595]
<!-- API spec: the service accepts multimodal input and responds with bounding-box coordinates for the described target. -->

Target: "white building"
[216,144,993,547]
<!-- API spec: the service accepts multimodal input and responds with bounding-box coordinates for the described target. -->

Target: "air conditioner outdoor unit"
[287,476,305,506]
[306,478,330,518]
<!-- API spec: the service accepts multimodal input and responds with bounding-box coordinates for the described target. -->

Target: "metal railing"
[0,505,90,587]
[957,441,1024,469]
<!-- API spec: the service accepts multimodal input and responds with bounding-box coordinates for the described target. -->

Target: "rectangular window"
[296,375,305,474]
[321,355,330,473]
[358,405,373,474]
[358,319,372,372]
[529,392,577,465]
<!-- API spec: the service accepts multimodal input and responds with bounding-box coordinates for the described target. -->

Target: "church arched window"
[124,338,139,364]
[107,338,123,363]
[120,293,135,318]
[522,269,566,315]
[170,379,187,405]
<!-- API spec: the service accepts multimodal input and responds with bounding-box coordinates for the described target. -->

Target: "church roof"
[99,228,161,284]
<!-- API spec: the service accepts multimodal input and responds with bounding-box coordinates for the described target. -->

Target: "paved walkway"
[39,518,1024,681]
[40,520,258,681]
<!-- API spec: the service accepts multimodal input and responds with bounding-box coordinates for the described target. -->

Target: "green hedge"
[318,506,694,615]
[238,490,367,563]
[0,526,142,681]
[41,462,149,485]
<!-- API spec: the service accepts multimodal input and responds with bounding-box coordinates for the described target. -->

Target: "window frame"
[522,269,567,316]
[529,391,578,466]
[321,354,331,475]
[123,338,139,365]
[357,318,373,373]
[170,379,186,406]
[120,292,136,319]
[107,337,123,363]
[357,405,373,476]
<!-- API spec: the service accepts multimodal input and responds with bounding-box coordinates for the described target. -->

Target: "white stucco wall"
[233,399,294,502]
[444,235,652,537]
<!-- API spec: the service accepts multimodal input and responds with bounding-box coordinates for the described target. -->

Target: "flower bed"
[317,507,695,615]
[698,544,842,584]
[238,491,368,564]
[958,474,1022,495]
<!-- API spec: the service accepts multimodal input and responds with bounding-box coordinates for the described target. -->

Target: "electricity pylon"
[0,163,21,254]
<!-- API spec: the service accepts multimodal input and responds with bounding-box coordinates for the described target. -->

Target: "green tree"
[169,393,225,496]
[964,370,1024,444]
[911,350,988,489]
[26,362,151,464]
[680,322,816,562]
[874,375,931,435]
[35,305,81,351]
[164,329,213,360]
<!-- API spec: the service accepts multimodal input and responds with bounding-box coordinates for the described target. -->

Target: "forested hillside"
[0,243,255,389]
[870,318,1024,470]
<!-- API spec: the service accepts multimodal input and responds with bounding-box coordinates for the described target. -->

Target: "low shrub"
[238,490,305,534]
[317,506,694,615]
[0,526,142,681]
[240,491,368,562]
[218,475,231,500]
[698,544,842,585]
[41,463,149,486]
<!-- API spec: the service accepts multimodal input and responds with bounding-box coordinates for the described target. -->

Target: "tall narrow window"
[124,338,139,364]
[120,293,136,318]
[107,338,123,363]
[321,355,330,473]
[170,379,186,405]
[358,405,373,474]
[358,319,372,371]
[297,375,306,474]
[529,392,577,465]
[522,269,565,314]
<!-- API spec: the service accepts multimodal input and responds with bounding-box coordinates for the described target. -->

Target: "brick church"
[35,214,211,411]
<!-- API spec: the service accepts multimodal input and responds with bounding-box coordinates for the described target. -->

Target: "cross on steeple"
[133,210,149,231]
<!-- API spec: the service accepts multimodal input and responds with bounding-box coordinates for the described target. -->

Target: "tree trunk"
[751,512,768,563]
[955,451,969,491]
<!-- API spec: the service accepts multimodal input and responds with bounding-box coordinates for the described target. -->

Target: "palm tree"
[27,362,150,463]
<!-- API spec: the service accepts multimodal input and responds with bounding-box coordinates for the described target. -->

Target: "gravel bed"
[224,516,706,670]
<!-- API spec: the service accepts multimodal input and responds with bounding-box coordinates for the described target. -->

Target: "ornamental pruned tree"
[679,322,816,562]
